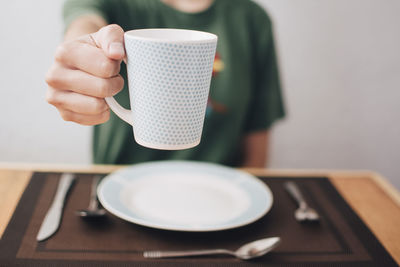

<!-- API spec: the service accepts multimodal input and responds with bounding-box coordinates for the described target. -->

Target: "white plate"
[98,161,273,231]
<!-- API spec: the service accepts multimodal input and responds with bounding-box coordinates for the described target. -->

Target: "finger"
[46,63,124,98]
[58,108,110,126]
[92,24,125,60]
[46,87,109,115]
[55,41,121,78]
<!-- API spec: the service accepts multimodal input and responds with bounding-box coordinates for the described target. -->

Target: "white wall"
[0,0,91,163]
[257,0,400,188]
[1,0,399,188]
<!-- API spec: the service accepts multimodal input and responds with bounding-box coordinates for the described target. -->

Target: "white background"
[1,0,399,188]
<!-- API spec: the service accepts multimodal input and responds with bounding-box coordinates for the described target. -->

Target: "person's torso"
[93,0,265,165]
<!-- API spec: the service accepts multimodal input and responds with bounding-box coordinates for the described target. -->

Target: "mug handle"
[105,96,133,125]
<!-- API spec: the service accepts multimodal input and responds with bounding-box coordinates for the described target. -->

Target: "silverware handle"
[53,173,76,208]
[284,181,307,207]
[144,249,233,258]
[88,175,102,210]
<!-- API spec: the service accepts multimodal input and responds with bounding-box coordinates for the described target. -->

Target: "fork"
[284,181,320,222]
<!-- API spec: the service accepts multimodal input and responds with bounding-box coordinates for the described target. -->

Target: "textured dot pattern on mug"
[126,39,217,147]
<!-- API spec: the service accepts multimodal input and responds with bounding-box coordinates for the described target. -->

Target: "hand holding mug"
[46,25,217,150]
[45,24,126,125]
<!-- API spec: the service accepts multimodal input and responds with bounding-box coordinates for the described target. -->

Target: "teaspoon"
[143,237,281,260]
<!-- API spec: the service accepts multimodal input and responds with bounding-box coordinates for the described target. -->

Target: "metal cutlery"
[143,237,281,260]
[36,173,76,241]
[76,175,106,218]
[284,181,320,222]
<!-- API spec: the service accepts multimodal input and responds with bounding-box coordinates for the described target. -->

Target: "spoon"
[143,237,281,260]
[76,175,106,218]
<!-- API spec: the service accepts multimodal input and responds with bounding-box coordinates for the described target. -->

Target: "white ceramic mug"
[105,28,217,150]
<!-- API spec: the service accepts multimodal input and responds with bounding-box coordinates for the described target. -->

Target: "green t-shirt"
[63,0,285,166]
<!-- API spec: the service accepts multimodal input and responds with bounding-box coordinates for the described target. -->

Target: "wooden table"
[1,163,400,264]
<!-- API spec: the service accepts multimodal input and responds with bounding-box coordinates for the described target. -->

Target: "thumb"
[92,24,125,60]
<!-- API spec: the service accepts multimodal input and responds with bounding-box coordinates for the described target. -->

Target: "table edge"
[1,162,399,205]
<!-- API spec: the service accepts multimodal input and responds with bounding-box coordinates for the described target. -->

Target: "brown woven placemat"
[0,172,397,266]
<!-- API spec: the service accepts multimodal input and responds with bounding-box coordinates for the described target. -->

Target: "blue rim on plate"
[97,160,273,232]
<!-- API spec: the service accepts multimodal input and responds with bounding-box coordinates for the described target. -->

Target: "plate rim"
[98,160,273,232]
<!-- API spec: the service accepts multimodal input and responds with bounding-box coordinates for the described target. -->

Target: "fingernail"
[109,42,124,55]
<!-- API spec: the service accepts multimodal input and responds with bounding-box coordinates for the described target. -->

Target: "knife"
[36,173,76,242]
